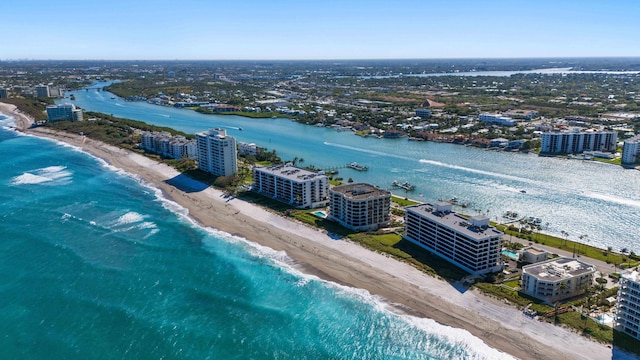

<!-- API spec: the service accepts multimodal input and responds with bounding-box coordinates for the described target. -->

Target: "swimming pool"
[596,313,614,326]
[502,249,519,260]
[313,211,327,218]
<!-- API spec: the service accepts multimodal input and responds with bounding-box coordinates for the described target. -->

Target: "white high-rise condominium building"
[615,269,640,340]
[46,103,82,122]
[196,128,237,177]
[328,183,391,231]
[541,131,618,154]
[252,164,329,209]
[35,84,50,98]
[403,202,504,275]
[622,136,640,164]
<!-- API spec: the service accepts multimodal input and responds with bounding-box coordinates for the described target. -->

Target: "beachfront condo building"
[46,103,83,122]
[252,164,329,209]
[328,183,391,232]
[521,257,595,304]
[141,131,196,160]
[540,131,618,154]
[0,88,7,98]
[622,136,640,164]
[196,128,237,177]
[615,269,640,340]
[403,202,504,275]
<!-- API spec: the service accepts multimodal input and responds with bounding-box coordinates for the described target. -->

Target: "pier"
[392,180,416,191]
[323,162,370,172]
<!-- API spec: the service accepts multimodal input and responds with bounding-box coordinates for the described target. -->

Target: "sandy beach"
[3,106,615,360]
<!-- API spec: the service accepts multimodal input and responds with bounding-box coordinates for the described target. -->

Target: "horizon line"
[3,56,640,62]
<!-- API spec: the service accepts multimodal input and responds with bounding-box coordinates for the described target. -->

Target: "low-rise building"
[238,142,259,157]
[504,109,538,120]
[479,113,516,126]
[140,131,196,159]
[252,164,329,209]
[615,268,640,340]
[519,246,548,264]
[328,183,391,232]
[403,202,504,275]
[490,138,509,148]
[521,257,595,304]
[415,108,432,118]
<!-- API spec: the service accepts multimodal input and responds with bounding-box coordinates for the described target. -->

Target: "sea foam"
[11,165,73,185]
[48,135,519,359]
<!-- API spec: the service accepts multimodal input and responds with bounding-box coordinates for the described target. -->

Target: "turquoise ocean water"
[0,115,513,359]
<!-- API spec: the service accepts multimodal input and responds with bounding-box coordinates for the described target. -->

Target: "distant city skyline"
[4,0,639,60]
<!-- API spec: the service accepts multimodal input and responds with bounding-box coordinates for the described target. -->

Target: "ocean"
[0,115,514,359]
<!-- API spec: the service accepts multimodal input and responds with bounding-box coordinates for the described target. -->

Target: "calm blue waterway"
[0,115,512,359]
[63,83,640,253]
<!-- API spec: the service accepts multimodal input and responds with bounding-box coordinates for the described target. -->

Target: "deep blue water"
[0,115,513,359]
[63,83,640,253]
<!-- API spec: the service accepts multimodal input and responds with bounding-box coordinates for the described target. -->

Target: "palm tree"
[578,234,588,255]
[560,230,569,248]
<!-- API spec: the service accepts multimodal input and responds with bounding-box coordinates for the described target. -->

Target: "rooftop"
[330,183,390,200]
[196,128,229,139]
[523,257,596,281]
[621,268,640,283]
[255,164,326,182]
[406,202,503,240]
[523,247,547,255]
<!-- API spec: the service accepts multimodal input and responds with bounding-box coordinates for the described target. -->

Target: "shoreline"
[4,109,614,359]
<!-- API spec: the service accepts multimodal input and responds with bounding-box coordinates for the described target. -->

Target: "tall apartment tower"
[46,103,82,122]
[329,183,391,231]
[403,202,504,275]
[35,84,50,98]
[622,136,640,164]
[615,269,640,340]
[196,128,237,177]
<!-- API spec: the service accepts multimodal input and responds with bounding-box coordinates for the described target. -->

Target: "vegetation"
[0,97,53,121]
[195,107,291,119]
[391,196,419,207]
[555,312,613,343]
[498,224,639,268]
[347,232,469,280]
[44,112,193,150]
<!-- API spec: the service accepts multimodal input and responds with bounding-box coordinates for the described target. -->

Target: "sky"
[3,0,639,60]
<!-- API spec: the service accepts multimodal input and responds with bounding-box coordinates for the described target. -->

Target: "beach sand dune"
[4,107,615,360]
